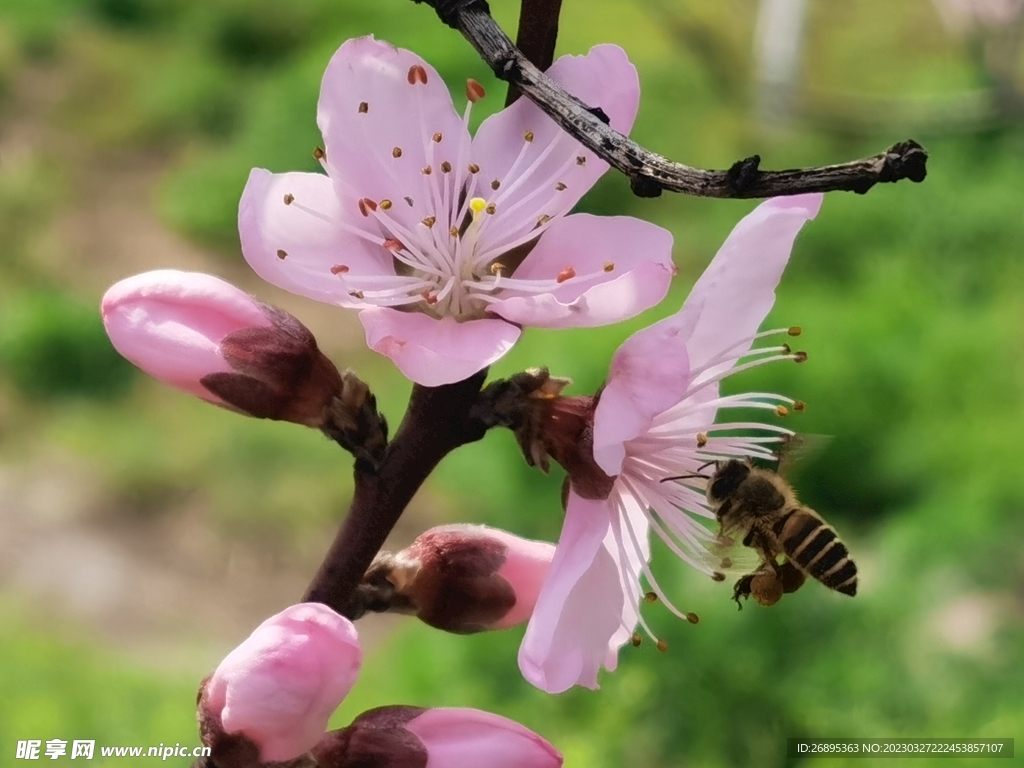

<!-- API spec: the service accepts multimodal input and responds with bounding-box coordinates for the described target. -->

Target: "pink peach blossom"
[239,36,674,386]
[406,708,562,768]
[312,705,562,767]
[101,270,342,425]
[519,194,823,693]
[372,524,554,633]
[201,603,361,763]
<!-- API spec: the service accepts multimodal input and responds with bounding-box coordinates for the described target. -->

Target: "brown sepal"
[311,707,427,768]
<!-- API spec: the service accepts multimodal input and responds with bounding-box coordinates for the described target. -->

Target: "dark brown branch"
[506,0,563,106]
[303,373,490,616]
[414,0,928,198]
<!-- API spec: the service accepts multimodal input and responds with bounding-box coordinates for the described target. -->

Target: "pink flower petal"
[679,194,822,374]
[518,492,626,693]
[487,214,674,329]
[239,168,390,308]
[318,36,470,233]
[470,45,639,255]
[592,194,822,474]
[101,270,270,402]
[592,310,697,475]
[207,603,361,763]
[358,308,521,386]
[406,708,562,768]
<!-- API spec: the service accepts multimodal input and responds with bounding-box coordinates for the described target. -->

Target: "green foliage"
[0,292,134,401]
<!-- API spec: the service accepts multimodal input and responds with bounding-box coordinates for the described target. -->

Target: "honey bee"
[704,458,858,608]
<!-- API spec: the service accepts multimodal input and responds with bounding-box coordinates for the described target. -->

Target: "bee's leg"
[744,528,782,575]
[732,574,755,610]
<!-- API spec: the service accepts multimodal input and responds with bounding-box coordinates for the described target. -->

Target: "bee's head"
[706,459,751,504]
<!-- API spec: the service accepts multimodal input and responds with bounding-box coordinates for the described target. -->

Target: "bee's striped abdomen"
[780,509,858,597]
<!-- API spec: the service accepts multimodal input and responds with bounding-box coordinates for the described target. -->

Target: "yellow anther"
[490,262,506,276]
[775,405,789,417]
[788,326,802,336]
[696,433,708,448]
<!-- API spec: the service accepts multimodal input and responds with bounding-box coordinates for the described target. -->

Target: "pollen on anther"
[491,179,501,190]
[524,130,534,142]
[686,612,700,625]
[380,199,393,210]
[490,262,506,275]
[775,405,790,417]
[440,161,452,173]
[793,400,807,412]
[467,163,480,174]
[421,165,433,175]
[283,193,294,205]
[711,571,726,582]
[788,326,802,336]
[349,290,365,299]
[656,639,669,653]
[449,225,459,237]
[392,147,403,158]
[358,198,377,217]
[383,238,404,252]
[644,591,658,604]
[407,64,428,85]
[422,216,436,228]
[485,203,497,215]
[794,351,808,363]
[358,101,369,114]
[696,432,708,448]
[556,266,576,283]
[631,633,642,648]
[576,155,587,166]
[535,214,552,228]
[331,264,350,275]
[555,182,567,191]
[313,147,326,161]
[466,78,486,102]
[603,262,615,272]
[432,132,443,143]
[276,249,287,260]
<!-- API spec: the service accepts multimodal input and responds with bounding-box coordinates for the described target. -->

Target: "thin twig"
[506,0,563,106]
[303,374,490,616]
[414,0,928,198]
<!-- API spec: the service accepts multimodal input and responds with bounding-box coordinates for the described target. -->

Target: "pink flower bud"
[312,706,563,768]
[199,603,361,764]
[101,270,342,426]
[360,525,554,633]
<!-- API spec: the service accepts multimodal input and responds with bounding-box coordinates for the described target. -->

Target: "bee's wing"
[774,433,833,477]
[700,533,765,579]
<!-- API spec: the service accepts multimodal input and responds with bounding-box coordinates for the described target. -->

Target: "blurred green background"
[1,0,1022,765]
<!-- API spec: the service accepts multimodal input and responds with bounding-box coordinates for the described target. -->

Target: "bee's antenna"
[660,472,709,483]
[697,459,717,473]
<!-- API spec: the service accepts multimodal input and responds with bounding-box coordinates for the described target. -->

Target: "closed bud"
[198,603,361,765]
[101,270,342,428]
[312,706,562,768]
[352,525,554,633]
